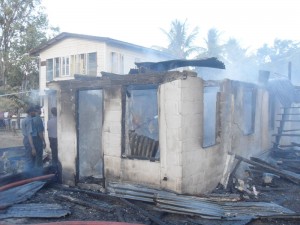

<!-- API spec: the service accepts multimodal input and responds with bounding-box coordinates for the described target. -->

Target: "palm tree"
[154,19,200,59]
[223,38,248,64]
[199,28,224,59]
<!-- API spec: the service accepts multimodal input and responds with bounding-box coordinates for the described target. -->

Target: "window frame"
[242,86,257,135]
[202,85,221,148]
[121,84,159,161]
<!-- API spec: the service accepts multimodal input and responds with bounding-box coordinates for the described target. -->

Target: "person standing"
[32,105,46,168]
[47,107,58,166]
[21,106,36,168]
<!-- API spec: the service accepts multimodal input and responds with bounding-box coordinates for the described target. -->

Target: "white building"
[29,32,173,136]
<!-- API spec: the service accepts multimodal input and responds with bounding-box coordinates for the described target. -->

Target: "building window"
[269,95,276,130]
[79,54,86,74]
[61,56,70,76]
[124,85,159,161]
[54,57,60,78]
[111,52,118,73]
[46,52,97,79]
[243,87,256,135]
[203,86,220,147]
[111,52,124,74]
[46,59,53,82]
[87,52,97,75]
[119,54,124,74]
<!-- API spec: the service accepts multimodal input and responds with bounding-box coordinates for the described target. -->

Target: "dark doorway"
[77,89,103,182]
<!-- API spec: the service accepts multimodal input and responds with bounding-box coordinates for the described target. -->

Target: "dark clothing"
[21,115,34,168]
[23,136,34,168]
[49,137,58,165]
[32,115,44,135]
[32,115,45,168]
[32,136,43,167]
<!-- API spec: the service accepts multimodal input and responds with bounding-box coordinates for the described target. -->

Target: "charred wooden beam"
[55,184,167,225]
[55,194,113,213]
[119,198,168,225]
[230,153,300,184]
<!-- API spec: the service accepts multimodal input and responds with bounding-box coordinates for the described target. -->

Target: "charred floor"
[1,141,300,225]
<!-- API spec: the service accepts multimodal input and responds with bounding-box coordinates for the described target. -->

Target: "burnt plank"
[144,137,151,158]
[136,135,143,156]
[55,194,113,213]
[140,136,147,157]
[151,141,159,158]
[119,198,168,225]
[231,153,300,184]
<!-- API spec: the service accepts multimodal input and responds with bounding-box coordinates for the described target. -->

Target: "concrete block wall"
[179,77,226,194]
[159,80,184,193]
[103,86,162,188]
[103,86,122,179]
[229,83,270,159]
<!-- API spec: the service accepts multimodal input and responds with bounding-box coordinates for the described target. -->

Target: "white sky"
[42,0,300,52]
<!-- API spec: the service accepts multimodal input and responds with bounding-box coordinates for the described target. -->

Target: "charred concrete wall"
[158,77,225,194]
[103,85,161,186]
[54,72,273,194]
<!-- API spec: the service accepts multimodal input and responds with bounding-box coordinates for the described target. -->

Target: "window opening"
[203,86,220,147]
[87,52,97,75]
[46,59,53,81]
[243,87,256,135]
[54,57,60,77]
[124,85,159,161]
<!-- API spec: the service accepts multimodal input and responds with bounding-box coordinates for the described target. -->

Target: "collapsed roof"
[130,57,225,74]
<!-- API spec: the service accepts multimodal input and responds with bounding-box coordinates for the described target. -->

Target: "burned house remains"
[43,57,300,195]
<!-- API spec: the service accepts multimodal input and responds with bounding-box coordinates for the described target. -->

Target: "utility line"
[0,90,33,97]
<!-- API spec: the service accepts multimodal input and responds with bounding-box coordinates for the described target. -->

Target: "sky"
[42,0,300,52]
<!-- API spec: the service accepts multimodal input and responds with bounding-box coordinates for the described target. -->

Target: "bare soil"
[0,130,23,149]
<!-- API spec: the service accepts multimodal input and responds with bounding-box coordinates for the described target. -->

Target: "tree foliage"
[155,19,200,59]
[0,0,58,87]
[0,0,59,111]
[199,28,224,60]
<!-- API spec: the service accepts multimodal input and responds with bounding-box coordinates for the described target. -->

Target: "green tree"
[195,28,225,79]
[223,38,247,63]
[0,0,59,111]
[155,19,200,59]
[0,0,58,89]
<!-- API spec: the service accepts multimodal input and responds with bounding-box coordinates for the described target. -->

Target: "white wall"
[106,45,170,74]
[103,86,162,187]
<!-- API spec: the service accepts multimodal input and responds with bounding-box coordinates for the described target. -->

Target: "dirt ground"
[1,130,300,225]
[1,178,300,225]
[0,130,23,149]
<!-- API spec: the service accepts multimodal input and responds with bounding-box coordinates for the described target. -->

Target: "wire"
[0,91,32,97]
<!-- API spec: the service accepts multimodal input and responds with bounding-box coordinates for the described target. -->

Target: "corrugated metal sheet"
[107,182,296,220]
[0,203,70,219]
[0,181,45,209]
